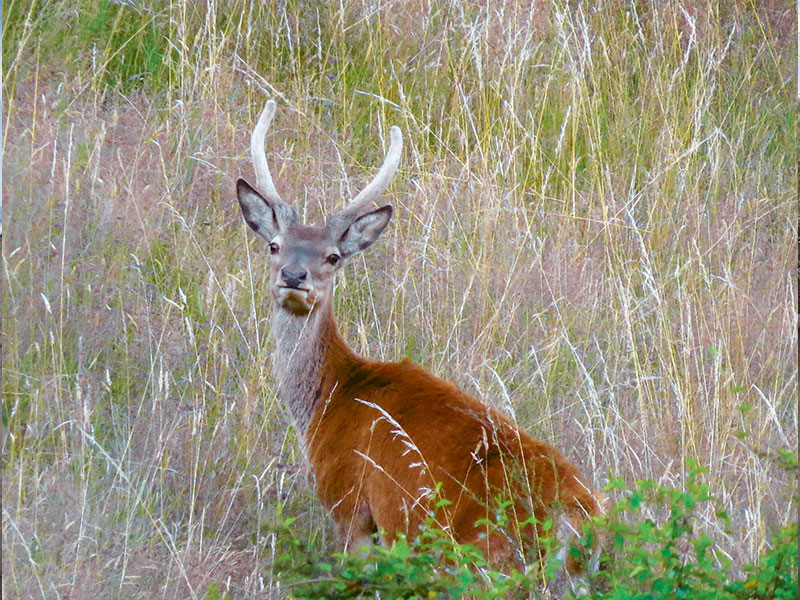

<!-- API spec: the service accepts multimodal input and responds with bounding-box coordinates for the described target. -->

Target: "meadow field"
[2,0,797,598]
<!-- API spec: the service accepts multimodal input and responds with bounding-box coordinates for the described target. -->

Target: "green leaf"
[392,538,411,561]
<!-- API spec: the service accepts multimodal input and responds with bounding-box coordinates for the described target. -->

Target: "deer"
[235,99,604,573]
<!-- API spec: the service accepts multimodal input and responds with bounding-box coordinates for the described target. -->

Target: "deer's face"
[237,179,393,316]
[265,224,341,315]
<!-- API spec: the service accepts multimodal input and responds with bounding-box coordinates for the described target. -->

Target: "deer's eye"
[327,253,341,265]
[268,242,279,255]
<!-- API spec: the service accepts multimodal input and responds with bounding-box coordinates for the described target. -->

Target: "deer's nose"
[280,267,307,289]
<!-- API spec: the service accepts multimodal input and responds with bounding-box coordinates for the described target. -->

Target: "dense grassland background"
[2,0,797,597]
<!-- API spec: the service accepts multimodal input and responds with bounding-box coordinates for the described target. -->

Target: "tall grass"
[2,0,796,597]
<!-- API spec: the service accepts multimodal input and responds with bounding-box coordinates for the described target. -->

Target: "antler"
[249,98,401,230]
[333,126,403,223]
[250,100,284,204]
[243,100,299,231]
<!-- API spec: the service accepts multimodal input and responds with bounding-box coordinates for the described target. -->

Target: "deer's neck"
[271,303,356,440]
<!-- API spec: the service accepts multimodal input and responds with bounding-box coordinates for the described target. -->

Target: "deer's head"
[237,101,402,315]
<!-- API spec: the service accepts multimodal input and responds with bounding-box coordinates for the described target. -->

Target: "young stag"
[236,100,602,571]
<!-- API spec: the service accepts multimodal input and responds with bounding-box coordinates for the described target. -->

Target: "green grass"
[2,0,796,598]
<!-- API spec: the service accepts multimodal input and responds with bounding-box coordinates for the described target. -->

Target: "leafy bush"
[272,458,798,599]
[271,509,534,599]
[583,459,797,600]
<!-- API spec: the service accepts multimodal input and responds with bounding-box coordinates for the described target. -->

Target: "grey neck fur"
[271,304,330,441]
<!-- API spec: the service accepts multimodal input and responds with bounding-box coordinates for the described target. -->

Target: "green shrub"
[582,459,797,600]
[273,517,533,600]
[272,458,798,599]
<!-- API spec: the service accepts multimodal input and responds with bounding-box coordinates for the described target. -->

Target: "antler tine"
[341,126,403,218]
[250,99,283,204]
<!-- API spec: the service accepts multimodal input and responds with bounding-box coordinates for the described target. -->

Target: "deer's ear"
[338,205,393,257]
[237,178,283,240]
